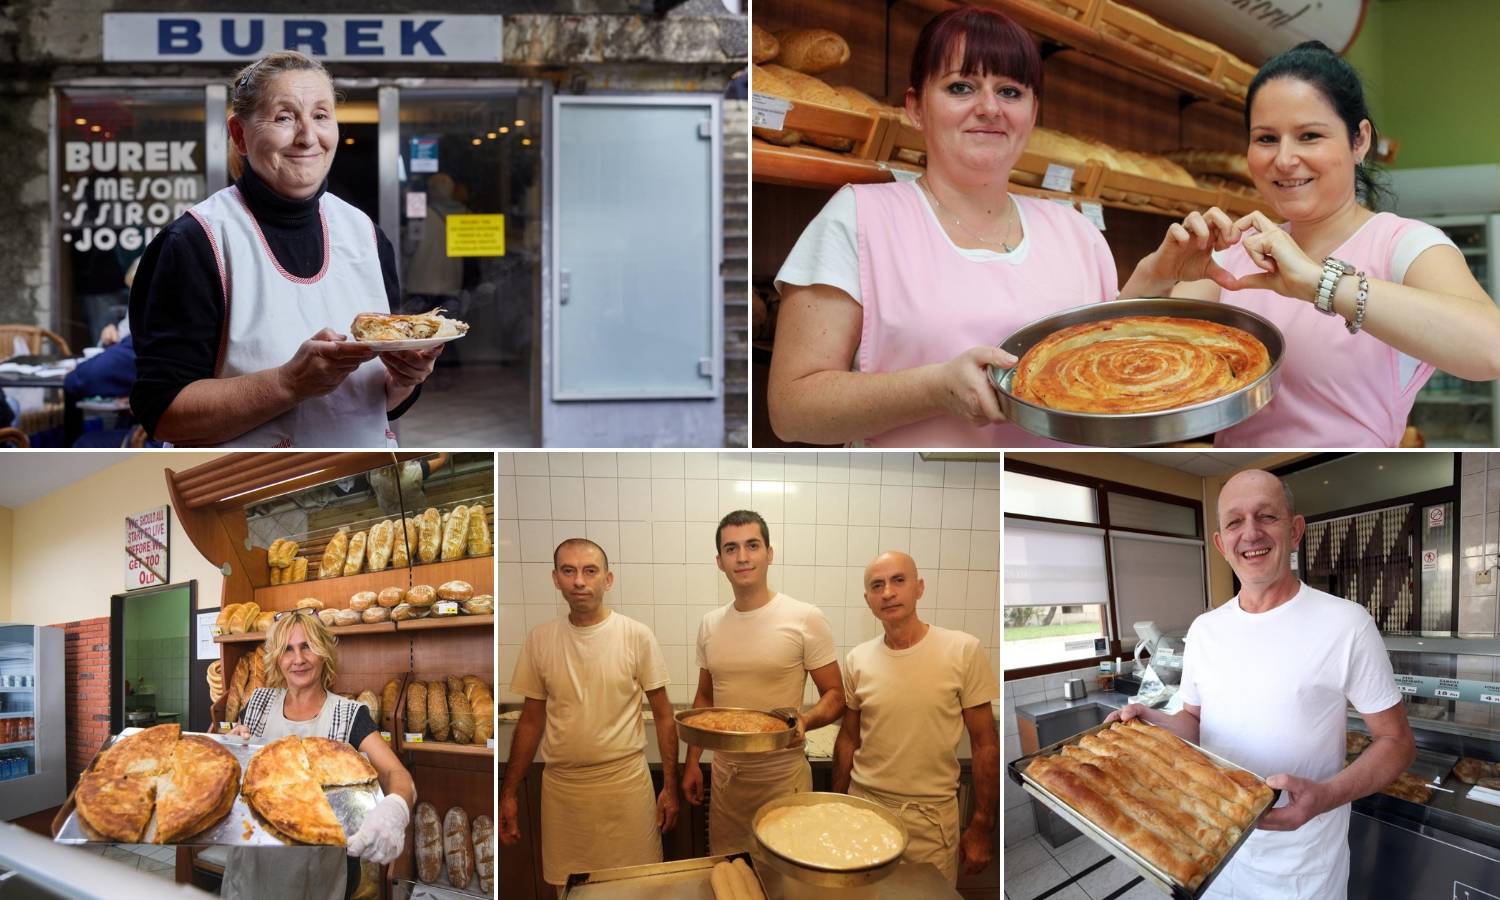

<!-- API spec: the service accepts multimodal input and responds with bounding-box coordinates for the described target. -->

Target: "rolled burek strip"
[732,857,765,900]
[709,861,743,900]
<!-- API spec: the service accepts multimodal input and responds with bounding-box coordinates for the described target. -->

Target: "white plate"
[344,333,466,351]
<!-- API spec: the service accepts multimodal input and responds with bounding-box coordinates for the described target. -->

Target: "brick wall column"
[60,617,111,789]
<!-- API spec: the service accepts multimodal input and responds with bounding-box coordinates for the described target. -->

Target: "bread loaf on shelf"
[428,680,450,741]
[343,530,368,576]
[381,678,401,735]
[406,682,428,736]
[773,28,850,74]
[752,23,779,65]
[447,677,474,745]
[444,806,474,888]
[466,505,491,557]
[418,509,441,563]
[415,801,443,883]
[319,527,349,578]
[473,814,494,896]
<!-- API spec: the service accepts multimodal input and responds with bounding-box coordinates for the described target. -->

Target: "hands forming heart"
[1150,207,1324,303]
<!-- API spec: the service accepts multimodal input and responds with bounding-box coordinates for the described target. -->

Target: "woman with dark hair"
[1122,41,1500,447]
[767,6,1117,447]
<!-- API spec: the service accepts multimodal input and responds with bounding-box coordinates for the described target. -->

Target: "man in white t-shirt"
[682,509,846,854]
[499,538,680,894]
[1109,470,1414,900]
[834,551,1000,885]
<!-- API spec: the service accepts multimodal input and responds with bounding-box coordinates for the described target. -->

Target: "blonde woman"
[129,50,442,447]
[225,610,415,900]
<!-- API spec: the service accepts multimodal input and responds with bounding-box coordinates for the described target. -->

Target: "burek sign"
[102,14,503,62]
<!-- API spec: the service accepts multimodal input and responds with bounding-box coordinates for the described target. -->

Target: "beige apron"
[709,749,813,856]
[222,690,353,900]
[850,783,960,885]
[541,752,661,886]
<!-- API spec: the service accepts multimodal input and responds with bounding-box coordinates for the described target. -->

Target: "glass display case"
[0,624,65,820]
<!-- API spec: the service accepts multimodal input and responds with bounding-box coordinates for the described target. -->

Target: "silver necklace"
[919,176,1017,252]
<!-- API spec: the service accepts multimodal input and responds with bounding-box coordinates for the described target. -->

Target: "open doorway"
[109,582,199,734]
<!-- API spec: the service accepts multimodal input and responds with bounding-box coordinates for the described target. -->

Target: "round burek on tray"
[988,298,1285,446]
[675,707,797,753]
[752,792,908,889]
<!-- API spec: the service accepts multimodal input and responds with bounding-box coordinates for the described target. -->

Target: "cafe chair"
[0,324,72,359]
[0,427,30,448]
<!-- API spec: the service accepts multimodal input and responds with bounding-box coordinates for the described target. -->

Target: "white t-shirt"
[696,593,838,764]
[511,609,670,769]
[1177,582,1400,879]
[844,624,1000,802]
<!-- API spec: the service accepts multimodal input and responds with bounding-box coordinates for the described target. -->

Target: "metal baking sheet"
[1008,721,1280,900]
[55,730,381,846]
[987,298,1285,446]
[561,852,768,899]
[676,707,797,753]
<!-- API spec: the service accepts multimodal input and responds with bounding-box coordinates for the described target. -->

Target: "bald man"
[833,551,1000,884]
[1109,470,1414,900]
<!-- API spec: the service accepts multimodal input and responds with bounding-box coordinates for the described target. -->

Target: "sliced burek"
[242,734,313,796]
[154,735,240,844]
[303,737,378,787]
[349,308,470,342]
[250,776,348,845]
[92,723,180,779]
[75,771,157,843]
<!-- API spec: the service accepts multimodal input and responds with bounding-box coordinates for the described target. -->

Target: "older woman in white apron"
[225,611,415,900]
[129,50,442,447]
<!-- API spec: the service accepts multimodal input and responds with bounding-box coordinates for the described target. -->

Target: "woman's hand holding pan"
[278,328,376,400]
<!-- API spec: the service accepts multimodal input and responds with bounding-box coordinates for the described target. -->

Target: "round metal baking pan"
[675,707,797,753]
[986,297,1285,447]
[752,791,909,888]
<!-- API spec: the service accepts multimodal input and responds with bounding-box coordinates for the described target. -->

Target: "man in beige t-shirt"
[682,509,846,854]
[834,551,1000,884]
[500,539,680,893]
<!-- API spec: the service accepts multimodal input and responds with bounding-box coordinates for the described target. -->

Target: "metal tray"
[987,298,1285,446]
[1008,721,1280,900]
[55,730,382,846]
[561,852,768,899]
[676,707,797,753]
[751,791,908,889]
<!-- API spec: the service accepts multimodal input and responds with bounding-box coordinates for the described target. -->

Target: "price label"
[404,732,424,743]
[1481,693,1500,704]
[1042,163,1075,193]
[380,731,392,741]
[218,722,232,733]
[1079,201,1106,231]
[1397,684,1418,694]
[486,738,496,749]
[751,93,791,131]
[1434,688,1460,699]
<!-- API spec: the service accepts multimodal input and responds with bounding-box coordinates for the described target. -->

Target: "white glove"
[347,794,409,865]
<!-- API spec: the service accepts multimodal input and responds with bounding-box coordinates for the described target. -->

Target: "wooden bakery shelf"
[397,739,494,758]
[394,614,494,633]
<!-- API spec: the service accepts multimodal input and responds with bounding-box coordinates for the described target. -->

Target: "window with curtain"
[1109,533,1207,646]
[1004,519,1111,670]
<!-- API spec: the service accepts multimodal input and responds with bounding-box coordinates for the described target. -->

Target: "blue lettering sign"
[346,20,382,56]
[401,20,444,57]
[284,20,327,55]
[222,19,264,56]
[158,19,202,55]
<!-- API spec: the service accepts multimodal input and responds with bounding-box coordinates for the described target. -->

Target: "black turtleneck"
[129,165,413,440]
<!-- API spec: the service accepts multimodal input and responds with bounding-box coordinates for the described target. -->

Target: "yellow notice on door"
[445,214,506,257]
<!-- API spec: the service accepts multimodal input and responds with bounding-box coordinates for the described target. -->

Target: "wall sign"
[125,505,170,590]
[1427,506,1445,529]
[103,14,504,63]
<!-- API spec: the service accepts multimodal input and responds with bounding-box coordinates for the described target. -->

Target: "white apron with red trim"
[186,184,392,448]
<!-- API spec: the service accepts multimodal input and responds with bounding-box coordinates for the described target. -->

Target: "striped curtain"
[1302,504,1419,633]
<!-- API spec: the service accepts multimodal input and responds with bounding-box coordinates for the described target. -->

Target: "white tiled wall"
[498,452,1001,705]
[1001,663,1104,846]
[1458,452,1500,638]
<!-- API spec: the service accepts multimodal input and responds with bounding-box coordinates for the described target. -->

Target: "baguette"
[444,806,474,889]
[472,815,494,896]
[773,28,850,74]
[343,530,368,576]
[441,505,471,561]
[447,677,474,744]
[248,648,267,694]
[320,527,350,578]
[406,682,428,736]
[415,801,443,883]
[428,681,450,741]
[226,655,251,724]
[367,520,393,572]
[290,557,308,583]
[466,504,491,557]
[381,678,400,734]
[418,508,441,563]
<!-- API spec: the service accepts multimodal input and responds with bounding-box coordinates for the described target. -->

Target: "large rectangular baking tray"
[987,298,1285,446]
[675,707,797,753]
[560,851,768,899]
[1008,721,1281,900]
[54,730,382,846]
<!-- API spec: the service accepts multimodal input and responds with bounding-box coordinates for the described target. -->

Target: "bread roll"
[406,681,428,736]
[428,681,450,741]
[437,580,474,602]
[391,604,418,621]
[269,564,283,585]
[253,611,274,633]
[368,520,394,572]
[377,587,405,608]
[472,815,494,896]
[466,505,491,557]
[415,801,442,883]
[774,28,850,74]
[290,557,308,583]
[333,608,362,627]
[317,609,339,627]
[343,530,368,576]
[361,606,391,624]
[407,585,436,608]
[349,591,377,612]
[752,22,779,64]
[444,806,474,888]
[418,508,441,563]
[447,677,474,744]
[296,597,324,610]
[381,679,400,734]
[441,505,471,561]
[356,690,380,723]
[461,596,493,616]
[216,603,242,632]
[320,527,349,578]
